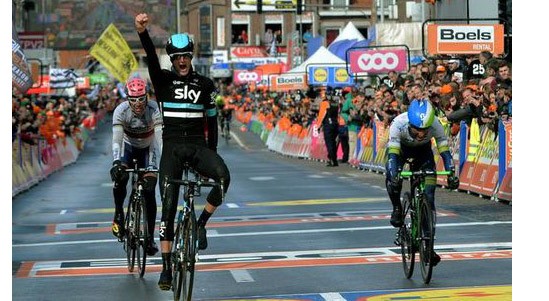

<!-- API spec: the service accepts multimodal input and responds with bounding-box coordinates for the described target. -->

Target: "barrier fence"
[12,109,107,197]
[237,110,512,202]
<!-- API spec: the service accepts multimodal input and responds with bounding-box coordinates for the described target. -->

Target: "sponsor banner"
[89,73,110,85]
[307,66,353,86]
[256,75,271,89]
[503,121,512,168]
[269,73,306,92]
[12,27,34,94]
[231,56,287,65]
[213,50,228,63]
[17,32,45,49]
[233,70,263,85]
[230,46,269,58]
[75,77,90,90]
[89,23,138,83]
[348,48,409,74]
[427,24,505,55]
[26,75,50,95]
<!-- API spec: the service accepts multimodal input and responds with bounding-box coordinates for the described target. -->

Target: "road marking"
[41,210,458,235]
[226,203,240,208]
[60,210,67,215]
[247,197,387,206]
[14,248,512,278]
[230,270,255,283]
[250,176,275,181]
[321,292,346,301]
[13,221,511,247]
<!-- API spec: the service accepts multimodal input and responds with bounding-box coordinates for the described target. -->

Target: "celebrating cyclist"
[385,92,459,265]
[135,13,231,291]
[110,77,162,257]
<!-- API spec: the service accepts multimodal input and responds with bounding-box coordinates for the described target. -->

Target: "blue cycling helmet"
[166,33,194,59]
[408,99,435,129]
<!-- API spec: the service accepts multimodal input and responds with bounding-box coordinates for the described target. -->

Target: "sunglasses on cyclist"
[128,95,147,103]
[170,52,193,61]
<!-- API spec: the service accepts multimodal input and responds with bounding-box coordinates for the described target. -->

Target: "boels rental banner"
[307,66,353,87]
[270,74,307,92]
[348,48,409,74]
[427,24,505,55]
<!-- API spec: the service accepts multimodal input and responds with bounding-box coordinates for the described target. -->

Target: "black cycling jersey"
[139,29,218,147]
[139,29,231,242]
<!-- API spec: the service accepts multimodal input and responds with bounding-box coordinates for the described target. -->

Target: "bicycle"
[220,115,231,143]
[122,159,158,278]
[394,167,451,284]
[163,163,223,301]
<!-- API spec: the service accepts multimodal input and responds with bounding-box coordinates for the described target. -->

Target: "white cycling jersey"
[387,112,449,154]
[112,100,163,165]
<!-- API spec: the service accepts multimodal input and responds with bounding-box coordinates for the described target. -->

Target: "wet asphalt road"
[12,114,512,300]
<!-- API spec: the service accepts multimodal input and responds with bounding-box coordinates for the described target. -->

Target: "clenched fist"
[135,13,149,33]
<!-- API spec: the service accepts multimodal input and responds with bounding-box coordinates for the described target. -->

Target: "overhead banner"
[12,27,34,93]
[348,48,409,74]
[307,66,353,87]
[427,24,505,55]
[89,23,138,83]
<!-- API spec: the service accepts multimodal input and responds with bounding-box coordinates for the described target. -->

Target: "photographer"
[447,87,483,126]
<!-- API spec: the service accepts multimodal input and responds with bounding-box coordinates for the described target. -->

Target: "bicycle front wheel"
[137,199,148,278]
[124,200,136,272]
[418,198,435,284]
[174,211,197,301]
[400,192,415,278]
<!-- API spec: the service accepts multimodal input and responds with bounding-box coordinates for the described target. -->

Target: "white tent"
[285,46,346,74]
[327,21,369,60]
[328,21,365,46]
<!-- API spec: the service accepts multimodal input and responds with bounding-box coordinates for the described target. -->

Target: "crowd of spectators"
[219,51,512,142]
[12,83,120,146]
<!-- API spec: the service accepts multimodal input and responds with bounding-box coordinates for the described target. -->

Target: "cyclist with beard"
[110,77,162,256]
[385,97,460,266]
[135,13,231,290]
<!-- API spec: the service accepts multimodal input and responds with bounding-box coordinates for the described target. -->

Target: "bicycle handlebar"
[166,178,222,189]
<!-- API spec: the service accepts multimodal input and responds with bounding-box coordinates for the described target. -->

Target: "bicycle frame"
[163,163,224,301]
[398,169,451,284]
[123,159,158,278]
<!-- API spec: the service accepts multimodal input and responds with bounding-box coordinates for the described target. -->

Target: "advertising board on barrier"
[233,70,263,85]
[307,65,353,87]
[427,24,505,55]
[348,48,409,74]
[269,74,306,91]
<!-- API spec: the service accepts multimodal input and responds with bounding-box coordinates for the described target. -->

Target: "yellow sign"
[313,68,328,83]
[89,23,138,83]
[334,67,349,82]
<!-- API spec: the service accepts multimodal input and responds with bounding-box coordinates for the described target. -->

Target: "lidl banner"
[307,66,353,87]
[89,23,138,83]
[12,27,34,94]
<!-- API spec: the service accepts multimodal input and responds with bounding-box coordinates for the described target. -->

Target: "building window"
[231,25,249,45]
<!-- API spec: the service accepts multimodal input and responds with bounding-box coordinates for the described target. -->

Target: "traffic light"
[257,0,262,14]
[297,0,303,15]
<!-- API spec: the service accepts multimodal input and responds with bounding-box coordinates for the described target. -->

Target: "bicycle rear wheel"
[399,192,415,278]
[124,200,136,272]
[418,198,435,284]
[136,199,148,278]
[174,210,197,301]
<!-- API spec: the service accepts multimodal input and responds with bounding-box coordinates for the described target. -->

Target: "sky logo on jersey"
[174,85,202,103]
